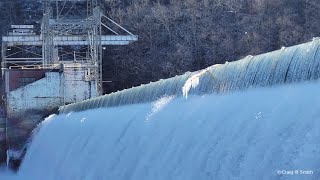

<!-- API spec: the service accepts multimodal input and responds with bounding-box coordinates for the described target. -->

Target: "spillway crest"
[17,80,320,180]
[60,39,320,113]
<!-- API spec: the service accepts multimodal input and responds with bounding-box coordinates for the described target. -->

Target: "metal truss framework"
[2,0,138,95]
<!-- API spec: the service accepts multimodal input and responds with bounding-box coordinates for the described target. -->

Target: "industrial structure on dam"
[0,0,137,164]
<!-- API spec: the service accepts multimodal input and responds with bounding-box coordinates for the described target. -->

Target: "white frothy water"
[145,95,175,122]
[12,80,320,180]
[182,68,210,99]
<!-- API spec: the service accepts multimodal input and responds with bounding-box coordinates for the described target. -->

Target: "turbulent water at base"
[60,39,320,113]
[12,79,320,180]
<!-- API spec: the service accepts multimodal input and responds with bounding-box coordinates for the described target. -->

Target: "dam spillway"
[1,39,320,179]
[18,80,320,180]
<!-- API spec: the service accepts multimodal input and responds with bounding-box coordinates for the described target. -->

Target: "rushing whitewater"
[60,38,320,113]
[14,79,320,180]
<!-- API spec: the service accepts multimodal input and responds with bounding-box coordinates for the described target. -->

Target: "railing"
[9,64,61,70]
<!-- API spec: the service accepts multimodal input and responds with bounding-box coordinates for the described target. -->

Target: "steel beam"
[3,35,137,46]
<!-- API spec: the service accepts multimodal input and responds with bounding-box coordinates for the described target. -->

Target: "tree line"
[0,0,319,93]
[102,0,320,93]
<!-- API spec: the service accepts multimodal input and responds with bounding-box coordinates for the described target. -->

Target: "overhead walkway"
[2,35,138,46]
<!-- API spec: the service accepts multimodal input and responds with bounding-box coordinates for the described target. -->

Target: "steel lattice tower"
[43,0,104,94]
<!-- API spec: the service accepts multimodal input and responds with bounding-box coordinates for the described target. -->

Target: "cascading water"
[17,80,320,180]
[2,39,320,179]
